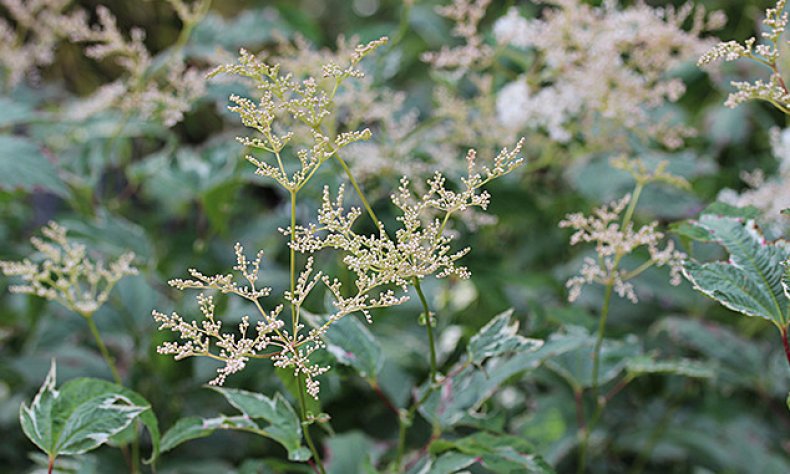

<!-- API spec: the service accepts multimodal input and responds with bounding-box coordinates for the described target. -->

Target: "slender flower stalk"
[560,158,689,472]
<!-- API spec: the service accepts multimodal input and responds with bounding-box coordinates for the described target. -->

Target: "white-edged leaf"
[160,415,257,452]
[467,309,543,364]
[161,388,311,462]
[19,361,58,455]
[59,378,160,463]
[682,215,790,329]
[55,394,145,455]
[625,356,714,379]
[19,361,147,459]
[210,387,308,461]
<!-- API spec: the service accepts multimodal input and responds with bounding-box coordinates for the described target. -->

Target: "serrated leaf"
[682,215,790,329]
[624,356,714,379]
[429,432,554,474]
[161,388,311,462]
[467,309,543,364]
[19,361,146,460]
[0,135,67,196]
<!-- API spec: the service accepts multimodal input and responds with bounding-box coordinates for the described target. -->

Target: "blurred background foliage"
[1,0,789,473]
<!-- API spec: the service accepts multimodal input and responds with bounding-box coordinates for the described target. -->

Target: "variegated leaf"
[682,215,790,329]
[19,361,147,459]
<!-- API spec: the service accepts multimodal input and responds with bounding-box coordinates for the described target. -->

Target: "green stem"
[290,190,298,333]
[578,183,646,472]
[621,182,643,230]
[413,278,437,383]
[297,375,326,474]
[392,279,441,471]
[394,377,438,472]
[288,186,325,474]
[85,315,140,474]
[85,316,122,385]
[334,154,381,228]
[590,283,614,396]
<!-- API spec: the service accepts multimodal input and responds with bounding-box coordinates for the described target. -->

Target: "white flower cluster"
[0,0,76,87]
[560,195,686,303]
[289,140,526,289]
[698,0,790,114]
[492,0,723,149]
[65,3,207,126]
[0,222,138,316]
[153,243,405,398]
[718,127,790,233]
[210,38,389,191]
[422,0,493,72]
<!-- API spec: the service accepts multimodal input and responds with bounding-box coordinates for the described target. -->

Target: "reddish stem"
[781,326,790,368]
[370,381,399,416]
[48,457,54,474]
[574,389,586,434]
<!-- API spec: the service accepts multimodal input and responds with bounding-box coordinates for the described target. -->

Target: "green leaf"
[425,452,478,474]
[418,316,544,428]
[58,378,160,463]
[782,259,790,302]
[544,333,642,390]
[682,215,790,329]
[0,135,67,196]
[0,96,37,127]
[326,431,377,474]
[670,220,714,242]
[624,356,714,379]
[210,387,309,461]
[674,203,763,243]
[161,415,255,452]
[161,388,310,462]
[702,202,762,220]
[320,314,383,380]
[429,432,554,473]
[467,309,543,364]
[19,361,147,459]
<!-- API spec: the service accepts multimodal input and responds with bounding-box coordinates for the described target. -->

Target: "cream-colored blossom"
[560,195,686,303]
[717,127,790,233]
[488,1,720,150]
[210,38,389,191]
[699,1,790,113]
[153,243,405,398]
[289,140,526,291]
[0,222,137,316]
[422,0,493,72]
[0,0,78,87]
[64,4,206,126]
